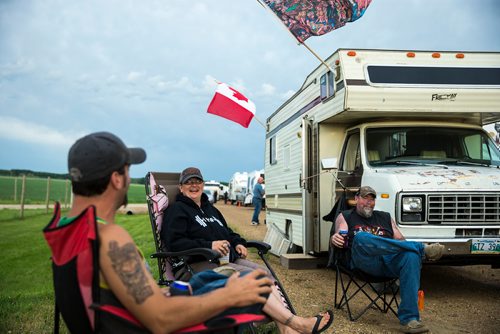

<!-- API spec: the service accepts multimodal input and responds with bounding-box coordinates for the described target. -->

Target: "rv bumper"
[410,239,500,266]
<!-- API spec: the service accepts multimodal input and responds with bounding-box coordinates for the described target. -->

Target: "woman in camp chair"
[161,167,333,334]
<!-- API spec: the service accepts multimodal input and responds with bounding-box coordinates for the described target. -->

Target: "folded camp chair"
[145,171,296,315]
[43,202,265,334]
[324,191,399,321]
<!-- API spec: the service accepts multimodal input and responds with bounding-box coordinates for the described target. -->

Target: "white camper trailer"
[265,49,500,266]
[204,180,221,203]
[228,172,248,205]
[244,170,265,206]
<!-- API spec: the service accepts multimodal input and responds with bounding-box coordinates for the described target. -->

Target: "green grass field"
[0,209,275,334]
[0,209,156,333]
[0,176,147,204]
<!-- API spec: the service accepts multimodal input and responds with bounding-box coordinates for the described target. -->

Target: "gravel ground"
[216,202,500,334]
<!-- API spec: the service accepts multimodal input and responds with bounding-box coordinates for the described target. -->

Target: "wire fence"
[0,175,71,218]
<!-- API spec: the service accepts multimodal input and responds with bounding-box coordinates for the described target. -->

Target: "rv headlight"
[402,197,422,212]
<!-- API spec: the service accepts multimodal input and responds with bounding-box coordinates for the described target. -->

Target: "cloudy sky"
[1,0,499,181]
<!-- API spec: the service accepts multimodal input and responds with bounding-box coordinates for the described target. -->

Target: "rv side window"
[320,73,327,100]
[341,132,361,171]
[320,72,335,99]
[270,136,277,165]
[328,71,334,97]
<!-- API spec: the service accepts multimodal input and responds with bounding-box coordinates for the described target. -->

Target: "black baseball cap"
[68,132,146,182]
[179,167,204,184]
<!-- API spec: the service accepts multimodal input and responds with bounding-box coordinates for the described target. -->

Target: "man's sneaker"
[424,243,445,261]
[251,221,260,226]
[400,320,429,333]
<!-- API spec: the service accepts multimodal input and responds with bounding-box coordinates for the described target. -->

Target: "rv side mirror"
[321,158,338,170]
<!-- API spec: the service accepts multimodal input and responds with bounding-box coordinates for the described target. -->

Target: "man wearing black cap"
[59,132,273,333]
[331,186,444,334]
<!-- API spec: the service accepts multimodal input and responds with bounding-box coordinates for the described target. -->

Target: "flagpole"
[252,115,266,130]
[300,41,334,72]
[255,0,334,72]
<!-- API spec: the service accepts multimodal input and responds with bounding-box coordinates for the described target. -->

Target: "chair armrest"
[151,248,220,262]
[246,240,271,254]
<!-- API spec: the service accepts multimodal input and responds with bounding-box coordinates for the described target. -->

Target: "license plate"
[471,239,500,254]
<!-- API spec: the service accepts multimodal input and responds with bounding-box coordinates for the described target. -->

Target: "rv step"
[280,254,328,270]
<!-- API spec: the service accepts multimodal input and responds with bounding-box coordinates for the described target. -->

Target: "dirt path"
[215,202,500,334]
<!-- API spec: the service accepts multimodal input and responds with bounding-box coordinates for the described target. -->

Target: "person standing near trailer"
[251,177,265,226]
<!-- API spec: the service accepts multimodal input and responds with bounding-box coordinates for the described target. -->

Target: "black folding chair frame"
[334,264,400,321]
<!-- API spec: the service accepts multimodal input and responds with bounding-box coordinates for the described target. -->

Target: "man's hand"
[224,269,272,307]
[212,240,230,256]
[235,244,248,259]
[331,233,345,248]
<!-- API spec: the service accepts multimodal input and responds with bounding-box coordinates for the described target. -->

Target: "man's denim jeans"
[350,232,425,324]
[251,197,262,223]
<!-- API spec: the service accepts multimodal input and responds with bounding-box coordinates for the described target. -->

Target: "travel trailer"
[228,172,248,204]
[265,49,500,266]
[244,170,265,206]
[204,180,221,203]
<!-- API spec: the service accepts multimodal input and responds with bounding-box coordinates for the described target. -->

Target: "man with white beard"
[331,186,444,334]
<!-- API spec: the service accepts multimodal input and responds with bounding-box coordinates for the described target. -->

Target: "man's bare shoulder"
[99,223,133,243]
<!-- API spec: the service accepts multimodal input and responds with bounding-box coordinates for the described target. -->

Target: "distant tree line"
[0,169,145,184]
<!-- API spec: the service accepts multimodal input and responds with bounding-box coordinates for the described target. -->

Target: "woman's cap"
[179,167,204,184]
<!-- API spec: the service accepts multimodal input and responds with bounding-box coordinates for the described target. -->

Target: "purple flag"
[261,0,372,42]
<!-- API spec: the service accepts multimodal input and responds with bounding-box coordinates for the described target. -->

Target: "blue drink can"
[339,229,349,248]
[170,281,192,296]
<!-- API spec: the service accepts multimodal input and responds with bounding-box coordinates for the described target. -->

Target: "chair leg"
[335,270,400,321]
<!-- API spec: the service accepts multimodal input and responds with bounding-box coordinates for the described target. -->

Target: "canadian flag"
[207,83,256,128]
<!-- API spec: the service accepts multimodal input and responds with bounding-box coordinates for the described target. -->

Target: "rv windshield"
[365,127,500,167]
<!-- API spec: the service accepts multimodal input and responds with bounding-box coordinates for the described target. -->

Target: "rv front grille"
[427,193,500,223]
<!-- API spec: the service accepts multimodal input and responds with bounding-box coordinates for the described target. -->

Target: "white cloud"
[259,83,276,96]
[127,71,144,82]
[0,116,80,148]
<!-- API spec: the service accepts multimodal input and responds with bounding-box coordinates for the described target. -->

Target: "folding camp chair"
[145,171,296,315]
[43,202,265,334]
[332,248,400,321]
[324,191,400,321]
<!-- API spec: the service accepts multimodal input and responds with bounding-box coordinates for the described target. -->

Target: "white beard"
[358,206,373,218]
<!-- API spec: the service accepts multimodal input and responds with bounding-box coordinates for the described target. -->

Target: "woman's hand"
[235,244,248,259]
[212,240,230,256]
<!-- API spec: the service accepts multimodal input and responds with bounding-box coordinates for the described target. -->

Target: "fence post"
[45,176,51,213]
[64,179,69,209]
[14,177,18,202]
[20,175,26,219]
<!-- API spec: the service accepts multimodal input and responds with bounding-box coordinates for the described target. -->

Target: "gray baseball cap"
[356,186,377,198]
[179,167,204,184]
[68,132,146,182]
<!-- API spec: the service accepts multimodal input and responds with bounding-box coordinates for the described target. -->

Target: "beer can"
[339,229,349,248]
[170,281,192,296]
[219,249,230,265]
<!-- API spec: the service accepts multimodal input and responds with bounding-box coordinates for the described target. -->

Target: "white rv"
[228,172,248,204]
[204,180,221,203]
[244,170,265,205]
[265,49,500,266]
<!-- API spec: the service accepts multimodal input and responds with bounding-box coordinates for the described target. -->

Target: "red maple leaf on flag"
[229,87,248,102]
[207,82,255,128]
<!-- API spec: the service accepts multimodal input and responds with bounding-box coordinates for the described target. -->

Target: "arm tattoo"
[107,241,153,304]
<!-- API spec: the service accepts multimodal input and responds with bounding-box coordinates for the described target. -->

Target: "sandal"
[312,310,334,334]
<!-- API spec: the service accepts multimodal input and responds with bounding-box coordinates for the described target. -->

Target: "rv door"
[301,117,316,254]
